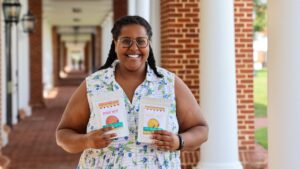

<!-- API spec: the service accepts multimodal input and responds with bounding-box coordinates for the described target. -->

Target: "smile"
[127,54,140,58]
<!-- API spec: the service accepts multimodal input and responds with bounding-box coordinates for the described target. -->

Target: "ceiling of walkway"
[43,0,112,44]
[43,0,112,26]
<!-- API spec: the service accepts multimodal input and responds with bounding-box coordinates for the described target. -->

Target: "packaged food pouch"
[91,91,129,138]
[138,97,171,143]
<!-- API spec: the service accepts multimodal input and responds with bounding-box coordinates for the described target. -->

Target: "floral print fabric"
[77,61,180,169]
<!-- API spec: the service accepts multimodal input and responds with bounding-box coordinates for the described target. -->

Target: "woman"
[56,15,208,169]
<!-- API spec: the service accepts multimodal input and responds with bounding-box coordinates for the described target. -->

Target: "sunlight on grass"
[254,69,268,117]
[255,127,268,149]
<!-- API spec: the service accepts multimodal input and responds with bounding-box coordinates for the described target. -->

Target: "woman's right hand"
[85,127,116,149]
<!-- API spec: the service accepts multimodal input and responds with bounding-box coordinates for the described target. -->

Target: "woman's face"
[114,24,149,72]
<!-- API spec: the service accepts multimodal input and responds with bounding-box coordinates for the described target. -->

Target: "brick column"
[160,0,254,168]
[63,43,67,72]
[234,0,255,152]
[52,27,60,86]
[59,40,64,74]
[113,0,128,21]
[29,0,44,107]
[95,26,101,69]
[160,1,200,168]
[91,34,96,72]
[84,42,89,73]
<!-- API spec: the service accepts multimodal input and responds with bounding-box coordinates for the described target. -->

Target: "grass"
[255,127,268,149]
[254,68,268,149]
[254,68,268,117]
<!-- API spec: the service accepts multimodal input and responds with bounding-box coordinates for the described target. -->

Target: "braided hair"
[99,15,163,78]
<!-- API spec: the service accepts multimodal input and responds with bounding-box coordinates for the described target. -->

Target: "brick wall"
[63,42,67,72]
[113,0,128,21]
[95,26,101,69]
[29,0,44,107]
[160,0,200,101]
[84,42,90,73]
[160,0,254,168]
[52,27,59,86]
[160,0,200,168]
[234,0,255,152]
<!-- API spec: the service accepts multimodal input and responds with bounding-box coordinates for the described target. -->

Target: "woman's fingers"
[101,133,117,140]
[86,127,117,149]
[151,130,179,151]
[153,130,172,136]
[152,134,172,142]
[97,127,114,135]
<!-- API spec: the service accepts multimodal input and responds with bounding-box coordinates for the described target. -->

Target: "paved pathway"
[255,117,268,129]
[2,87,80,169]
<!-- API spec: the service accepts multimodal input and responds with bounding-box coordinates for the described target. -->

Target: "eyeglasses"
[118,37,149,48]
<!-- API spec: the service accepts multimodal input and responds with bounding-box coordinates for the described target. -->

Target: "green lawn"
[255,127,268,149]
[254,69,268,117]
[254,68,268,149]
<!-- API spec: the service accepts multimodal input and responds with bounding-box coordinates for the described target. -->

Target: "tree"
[253,0,267,32]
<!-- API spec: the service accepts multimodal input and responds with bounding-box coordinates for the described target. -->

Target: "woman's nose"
[129,40,139,50]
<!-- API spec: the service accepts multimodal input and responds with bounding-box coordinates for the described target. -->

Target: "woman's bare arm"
[175,76,209,151]
[56,81,115,153]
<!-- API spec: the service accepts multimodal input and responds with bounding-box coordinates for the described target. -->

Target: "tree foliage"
[253,0,267,32]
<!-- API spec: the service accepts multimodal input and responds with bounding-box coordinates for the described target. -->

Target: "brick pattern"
[63,42,67,71]
[84,42,90,73]
[113,0,128,21]
[29,0,45,107]
[160,0,200,168]
[160,0,255,168]
[51,26,59,86]
[160,0,200,101]
[95,26,102,69]
[234,0,255,152]
[2,87,80,169]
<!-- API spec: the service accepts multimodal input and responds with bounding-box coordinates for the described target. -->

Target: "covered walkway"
[2,87,80,169]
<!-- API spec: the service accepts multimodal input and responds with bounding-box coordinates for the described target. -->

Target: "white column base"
[1,125,11,147]
[196,162,243,169]
[23,105,32,116]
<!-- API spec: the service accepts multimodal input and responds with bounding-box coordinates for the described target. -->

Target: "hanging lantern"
[21,11,36,33]
[2,0,22,23]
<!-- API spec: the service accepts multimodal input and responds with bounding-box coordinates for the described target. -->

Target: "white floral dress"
[77,61,180,169]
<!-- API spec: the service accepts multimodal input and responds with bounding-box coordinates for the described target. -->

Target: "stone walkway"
[2,87,80,169]
[255,117,268,129]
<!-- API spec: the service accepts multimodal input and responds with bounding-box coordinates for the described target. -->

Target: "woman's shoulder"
[156,66,175,77]
[86,67,114,82]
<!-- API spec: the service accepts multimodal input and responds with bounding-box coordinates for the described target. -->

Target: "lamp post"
[2,0,21,126]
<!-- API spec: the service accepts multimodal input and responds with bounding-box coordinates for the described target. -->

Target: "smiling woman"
[56,15,208,169]
[114,24,150,73]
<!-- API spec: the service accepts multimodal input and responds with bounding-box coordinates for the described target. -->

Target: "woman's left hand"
[151,130,180,151]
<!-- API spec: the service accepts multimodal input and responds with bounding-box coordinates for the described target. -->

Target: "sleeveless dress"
[77,61,180,169]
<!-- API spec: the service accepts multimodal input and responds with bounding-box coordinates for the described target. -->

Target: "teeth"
[128,55,139,58]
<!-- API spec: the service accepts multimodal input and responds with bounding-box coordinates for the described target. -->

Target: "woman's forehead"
[119,24,147,36]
